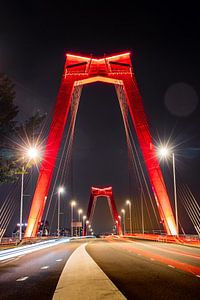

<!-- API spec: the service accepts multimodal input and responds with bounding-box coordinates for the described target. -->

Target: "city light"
[158,145,171,159]
[58,186,65,194]
[71,200,76,207]
[78,209,83,214]
[26,147,39,160]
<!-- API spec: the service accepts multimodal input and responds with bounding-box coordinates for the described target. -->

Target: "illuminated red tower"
[25,52,177,238]
[85,187,122,235]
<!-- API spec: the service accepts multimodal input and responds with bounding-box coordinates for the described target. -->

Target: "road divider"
[53,243,126,300]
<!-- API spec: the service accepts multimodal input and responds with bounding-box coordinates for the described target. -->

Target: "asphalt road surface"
[0,240,81,300]
[87,238,200,300]
[0,237,200,300]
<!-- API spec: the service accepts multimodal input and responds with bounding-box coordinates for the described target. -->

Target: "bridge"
[0,52,200,299]
[24,52,177,238]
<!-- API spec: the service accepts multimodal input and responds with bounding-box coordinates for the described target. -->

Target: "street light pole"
[126,200,132,234]
[57,186,64,237]
[82,215,86,236]
[85,220,89,236]
[78,209,83,236]
[158,146,178,237]
[57,191,60,237]
[19,165,24,242]
[19,146,40,242]
[172,153,179,237]
[121,209,126,235]
[141,189,144,234]
[71,201,76,237]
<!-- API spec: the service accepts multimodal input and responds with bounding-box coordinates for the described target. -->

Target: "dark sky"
[1,2,200,235]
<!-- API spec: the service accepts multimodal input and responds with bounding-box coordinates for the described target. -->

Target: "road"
[0,237,200,299]
[87,238,200,300]
[0,240,81,300]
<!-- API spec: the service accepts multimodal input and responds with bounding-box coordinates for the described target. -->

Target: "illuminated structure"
[85,187,122,235]
[25,52,177,238]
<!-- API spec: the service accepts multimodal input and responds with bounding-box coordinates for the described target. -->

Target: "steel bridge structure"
[24,52,177,238]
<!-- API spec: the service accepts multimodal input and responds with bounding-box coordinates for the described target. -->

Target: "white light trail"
[0,238,70,262]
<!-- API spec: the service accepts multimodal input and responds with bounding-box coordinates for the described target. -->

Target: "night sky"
[1,2,200,235]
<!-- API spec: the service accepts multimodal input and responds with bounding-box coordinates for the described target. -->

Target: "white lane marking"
[16,276,29,281]
[56,259,63,262]
[168,265,175,268]
[196,275,200,278]
[40,265,49,270]
[150,258,155,261]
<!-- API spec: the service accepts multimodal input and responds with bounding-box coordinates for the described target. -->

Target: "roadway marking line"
[196,275,200,278]
[16,276,29,281]
[56,259,63,262]
[168,265,175,268]
[40,266,49,270]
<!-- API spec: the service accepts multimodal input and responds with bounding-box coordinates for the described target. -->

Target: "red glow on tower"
[24,52,177,238]
[85,187,122,236]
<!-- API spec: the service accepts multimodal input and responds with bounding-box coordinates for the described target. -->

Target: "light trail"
[0,238,70,262]
[124,238,200,260]
[119,243,200,277]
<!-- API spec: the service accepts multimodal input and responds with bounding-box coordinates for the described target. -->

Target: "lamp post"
[118,215,121,235]
[19,146,39,241]
[78,209,83,236]
[86,220,89,236]
[158,146,178,237]
[172,152,178,237]
[126,200,132,234]
[121,209,126,235]
[82,215,86,236]
[57,186,64,237]
[19,163,25,242]
[70,200,76,237]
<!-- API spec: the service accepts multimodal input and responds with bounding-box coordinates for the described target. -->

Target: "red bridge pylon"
[25,52,177,238]
[84,187,122,236]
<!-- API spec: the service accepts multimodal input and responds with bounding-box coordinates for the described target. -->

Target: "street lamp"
[78,209,83,236]
[126,200,132,234]
[70,200,76,237]
[121,209,126,235]
[158,145,178,236]
[82,215,86,236]
[57,186,64,237]
[19,146,40,241]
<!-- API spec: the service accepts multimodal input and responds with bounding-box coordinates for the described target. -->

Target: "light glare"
[58,186,64,194]
[158,146,170,158]
[71,200,76,207]
[27,147,39,159]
